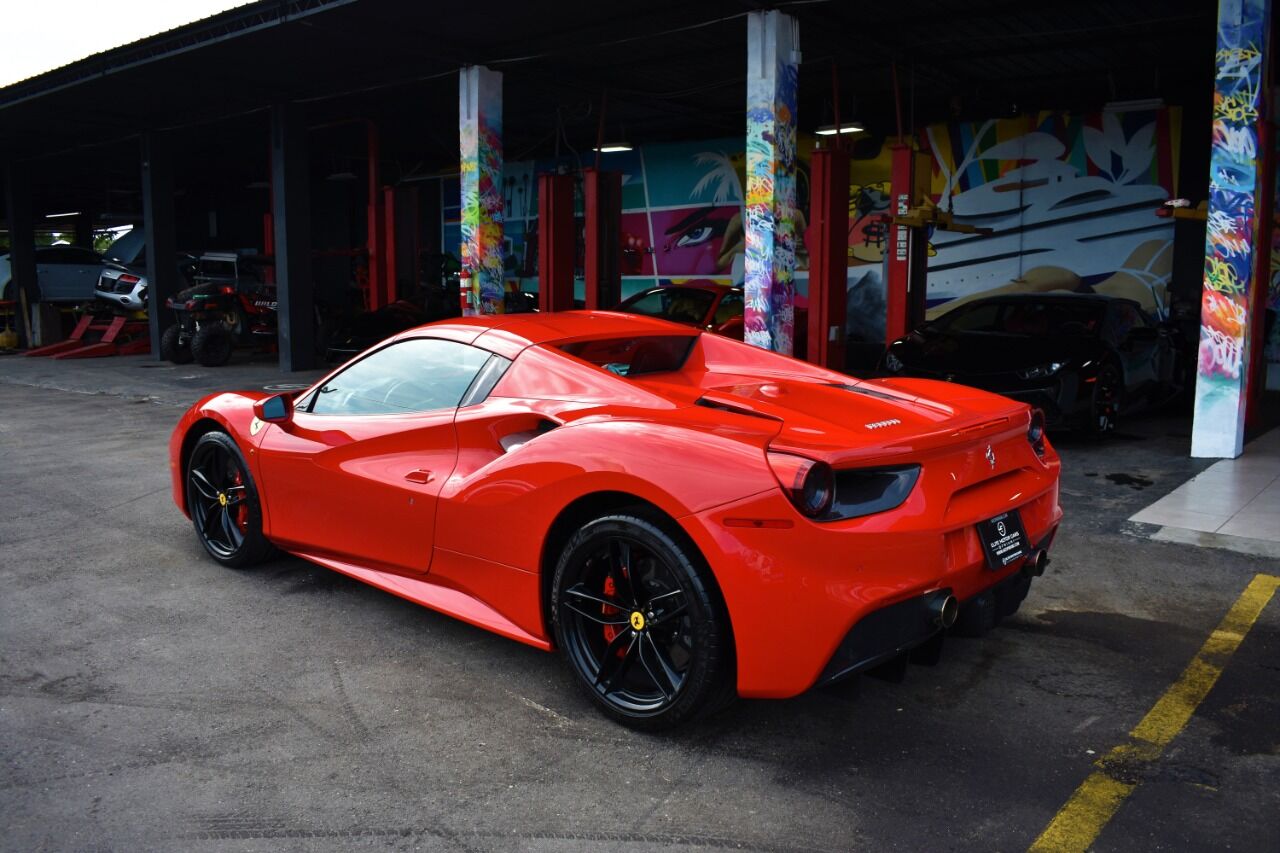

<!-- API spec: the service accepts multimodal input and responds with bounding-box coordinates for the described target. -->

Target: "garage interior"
[2,2,1279,851]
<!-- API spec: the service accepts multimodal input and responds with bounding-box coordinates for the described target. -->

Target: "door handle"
[404,469,433,484]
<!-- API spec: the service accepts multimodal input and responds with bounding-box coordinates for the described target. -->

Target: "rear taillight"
[118,273,140,285]
[767,452,835,518]
[220,285,236,295]
[1028,409,1047,457]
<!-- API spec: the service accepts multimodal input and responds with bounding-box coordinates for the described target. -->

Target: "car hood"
[890,330,1101,376]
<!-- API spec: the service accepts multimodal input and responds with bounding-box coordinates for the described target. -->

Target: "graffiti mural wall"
[442,107,1181,346]
[923,110,1181,319]
[1192,0,1270,456]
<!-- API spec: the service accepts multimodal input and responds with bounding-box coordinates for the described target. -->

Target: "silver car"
[93,230,195,312]
[0,246,104,303]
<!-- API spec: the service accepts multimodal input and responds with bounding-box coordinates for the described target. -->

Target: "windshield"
[932,299,1105,337]
[619,287,717,325]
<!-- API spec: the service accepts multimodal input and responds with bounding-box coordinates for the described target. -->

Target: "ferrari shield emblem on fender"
[985,445,996,469]
[250,417,265,436]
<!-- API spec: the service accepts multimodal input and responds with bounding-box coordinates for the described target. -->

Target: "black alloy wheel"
[186,431,273,568]
[1088,363,1122,435]
[552,514,734,730]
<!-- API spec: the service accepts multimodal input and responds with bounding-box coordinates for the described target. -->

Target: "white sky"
[0,1,255,88]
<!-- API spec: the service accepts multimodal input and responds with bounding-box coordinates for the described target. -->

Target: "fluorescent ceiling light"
[815,123,865,136]
[1103,98,1165,113]
[45,211,82,218]
[593,144,633,153]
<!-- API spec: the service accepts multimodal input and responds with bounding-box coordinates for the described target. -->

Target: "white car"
[0,246,104,303]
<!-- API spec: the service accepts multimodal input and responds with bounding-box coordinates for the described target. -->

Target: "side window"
[36,248,71,265]
[1105,303,1143,346]
[308,338,492,416]
[713,292,744,325]
[64,248,100,265]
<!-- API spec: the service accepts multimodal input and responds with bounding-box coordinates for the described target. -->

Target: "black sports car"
[879,293,1186,433]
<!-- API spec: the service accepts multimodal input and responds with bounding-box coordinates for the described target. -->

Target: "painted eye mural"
[651,206,739,276]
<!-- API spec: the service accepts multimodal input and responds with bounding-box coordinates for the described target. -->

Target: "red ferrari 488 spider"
[170,311,1062,729]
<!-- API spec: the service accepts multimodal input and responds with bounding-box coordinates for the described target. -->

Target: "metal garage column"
[1191,0,1273,457]
[806,147,849,368]
[459,65,504,315]
[271,103,315,371]
[743,10,800,355]
[538,173,574,312]
[141,132,180,357]
[4,164,37,347]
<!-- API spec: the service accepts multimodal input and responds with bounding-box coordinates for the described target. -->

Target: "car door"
[34,248,72,300]
[255,336,493,574]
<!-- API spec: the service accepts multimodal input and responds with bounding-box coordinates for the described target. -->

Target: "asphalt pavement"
[1,356,1277,852]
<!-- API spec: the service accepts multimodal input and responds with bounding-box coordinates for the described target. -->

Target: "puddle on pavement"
[1106,472,1154,489]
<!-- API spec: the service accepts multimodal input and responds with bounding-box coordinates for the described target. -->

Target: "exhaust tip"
[1023,549,1048,578]
[931,593,959,628]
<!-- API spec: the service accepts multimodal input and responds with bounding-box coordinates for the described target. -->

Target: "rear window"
[557,335,696,377]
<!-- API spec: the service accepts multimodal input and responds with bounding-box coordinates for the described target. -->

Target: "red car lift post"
[384,186,398,305]
[806,146,850,369]
[366,121,387,311]
[538,173,575,312]
[582,169,622,310]
[884,141,929,347]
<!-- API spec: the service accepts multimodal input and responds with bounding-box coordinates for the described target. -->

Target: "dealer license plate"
[977,510,1028,569]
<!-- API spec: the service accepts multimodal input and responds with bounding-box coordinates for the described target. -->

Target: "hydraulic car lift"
[24,311,151,359]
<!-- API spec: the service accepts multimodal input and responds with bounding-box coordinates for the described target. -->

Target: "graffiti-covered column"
[1193,0,1273,457]
[459,65,504,315]
[744,10,800,354]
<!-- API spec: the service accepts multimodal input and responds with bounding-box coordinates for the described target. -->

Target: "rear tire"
[160,323,192,364]
[551,513,736,730]
[192,323,234,367]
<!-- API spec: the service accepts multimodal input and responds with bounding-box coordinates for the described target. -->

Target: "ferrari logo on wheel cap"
[218,492,228,507]
[630,612,646,631]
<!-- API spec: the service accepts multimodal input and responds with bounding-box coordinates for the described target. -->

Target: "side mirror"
[254,393,294,424]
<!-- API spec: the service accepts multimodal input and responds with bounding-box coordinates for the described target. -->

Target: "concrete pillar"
[743,10,800,354]
[459,65,504,315]
[1191,0,1273,457]
[3,164,37,347]
[141,131,179,357]
[271,102,316,372]
[537,173,574,312]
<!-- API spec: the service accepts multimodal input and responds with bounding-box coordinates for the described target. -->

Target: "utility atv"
[161,253,278,366]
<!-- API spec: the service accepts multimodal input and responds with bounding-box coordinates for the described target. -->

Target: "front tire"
[191,323,234,366]
[551,514,735,730]
[186,431,274,568]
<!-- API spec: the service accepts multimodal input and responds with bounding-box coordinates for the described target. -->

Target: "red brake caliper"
[601,575,623,651]
[232,471,249,531]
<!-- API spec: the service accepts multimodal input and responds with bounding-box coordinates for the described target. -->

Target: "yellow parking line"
[1029,573,1280,853]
